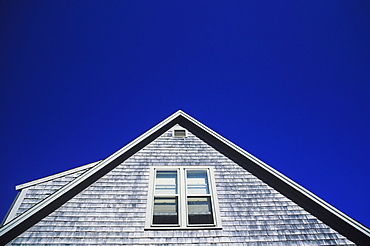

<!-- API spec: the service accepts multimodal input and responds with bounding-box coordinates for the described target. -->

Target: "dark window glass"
[187,197,214,224]
[174,130,186,137]
[153,197,178,224]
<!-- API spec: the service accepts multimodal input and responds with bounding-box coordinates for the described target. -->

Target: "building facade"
[1,111,369,245]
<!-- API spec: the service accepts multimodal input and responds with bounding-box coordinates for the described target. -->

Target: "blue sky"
[0,1,369,228]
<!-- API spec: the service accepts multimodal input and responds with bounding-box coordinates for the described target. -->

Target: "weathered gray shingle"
[13,169,88,220]
[6,125,356,245]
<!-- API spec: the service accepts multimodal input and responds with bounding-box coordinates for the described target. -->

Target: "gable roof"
[1,110,369,245]
[1,160,101,226]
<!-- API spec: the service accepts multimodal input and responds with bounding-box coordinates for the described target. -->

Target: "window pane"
[187,197,214,224]
[155,170,177,194]
[153,197,178,224]
[186,170,209,194]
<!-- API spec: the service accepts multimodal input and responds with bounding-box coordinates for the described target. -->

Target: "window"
[173,129,186,138]
[145,166,222,229]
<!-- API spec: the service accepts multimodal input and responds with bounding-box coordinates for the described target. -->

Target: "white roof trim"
[1,110,369,242]
[0,110,182,238]
[2,188,29,225]
[179,111,370,238]
[15,161,101,190]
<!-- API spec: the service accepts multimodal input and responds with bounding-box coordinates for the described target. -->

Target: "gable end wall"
[7,126,355,245]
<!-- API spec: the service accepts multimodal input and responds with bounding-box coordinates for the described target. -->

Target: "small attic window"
[173,129,186,138]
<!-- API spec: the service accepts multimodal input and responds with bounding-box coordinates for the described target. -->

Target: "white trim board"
[1,110,369,245]
[16,161,101,190]
[2,188,29,226]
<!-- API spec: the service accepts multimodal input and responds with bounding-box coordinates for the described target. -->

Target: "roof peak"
[1,111,369,245]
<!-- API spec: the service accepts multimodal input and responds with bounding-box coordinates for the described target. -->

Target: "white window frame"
[173,129,187,138]
[145,166,222,230]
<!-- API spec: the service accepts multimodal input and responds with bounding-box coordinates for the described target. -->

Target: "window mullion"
[185,168,189,226]
[179,167,187,227]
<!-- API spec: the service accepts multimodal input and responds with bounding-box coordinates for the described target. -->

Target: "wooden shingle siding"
[10,170,88,221]
[7,125,355,245]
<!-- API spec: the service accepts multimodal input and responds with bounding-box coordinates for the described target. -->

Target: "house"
[1,110,369,245]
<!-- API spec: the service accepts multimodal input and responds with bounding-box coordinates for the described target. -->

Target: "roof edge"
[1,110,369,245]
[1,188,29,226]
[177,112,370,244]
[0,110,182,244]
[15,161,101,190]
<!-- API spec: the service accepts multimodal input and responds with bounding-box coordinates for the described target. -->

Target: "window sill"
[144,226,222,230]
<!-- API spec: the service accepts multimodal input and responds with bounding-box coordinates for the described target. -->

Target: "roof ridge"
[1,110,369,245]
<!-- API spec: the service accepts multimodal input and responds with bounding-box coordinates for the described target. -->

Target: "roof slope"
[4,124,356,245]
[1,110,369,245]
[1,161,99,225]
